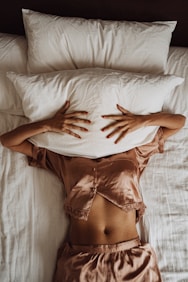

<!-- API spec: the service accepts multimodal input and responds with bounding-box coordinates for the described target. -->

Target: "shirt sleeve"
[27,145,65,180]
[135,127,165,173]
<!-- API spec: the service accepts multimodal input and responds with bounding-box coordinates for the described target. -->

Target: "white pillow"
[7,68,184,158]
[0,33,27,72]
[165,47,188,125]
[0,72,24,115]
[22,9,176,74]
[0,33,27,114]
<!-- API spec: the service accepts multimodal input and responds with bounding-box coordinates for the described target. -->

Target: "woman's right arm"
[0,101,90,157]
[0,121,50,157]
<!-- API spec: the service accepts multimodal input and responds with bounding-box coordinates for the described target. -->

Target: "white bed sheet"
[0,46,188,282]
[0,114,69,282]
[139,46,188,282]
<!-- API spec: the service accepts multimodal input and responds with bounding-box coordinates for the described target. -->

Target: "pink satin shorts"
[53,237,162,282]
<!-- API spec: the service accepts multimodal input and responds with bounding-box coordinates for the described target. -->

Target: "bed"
[0,1,188,282]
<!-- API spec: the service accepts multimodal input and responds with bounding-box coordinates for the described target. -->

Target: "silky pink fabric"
[53,237,162,282]
[28,129,164,222]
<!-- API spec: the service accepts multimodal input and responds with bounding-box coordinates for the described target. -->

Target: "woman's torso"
[28,130,163,245]
[68,194,138,245]
[57,150,145,245]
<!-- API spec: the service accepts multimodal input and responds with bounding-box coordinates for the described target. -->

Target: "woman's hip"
[53,237,162,282]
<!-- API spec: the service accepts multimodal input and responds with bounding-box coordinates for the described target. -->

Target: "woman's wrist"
[43,118,58,133]
[39,119,52,132]
[141,112,186,130]
[138,114,152,127]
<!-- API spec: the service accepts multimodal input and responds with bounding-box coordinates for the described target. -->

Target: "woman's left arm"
[101,104,186,143]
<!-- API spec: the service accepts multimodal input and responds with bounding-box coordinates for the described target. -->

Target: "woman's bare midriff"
[69,194,138,245]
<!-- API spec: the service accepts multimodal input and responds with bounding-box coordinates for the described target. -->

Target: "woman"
[0,101,185,282]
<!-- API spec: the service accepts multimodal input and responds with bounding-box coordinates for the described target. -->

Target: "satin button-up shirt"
[28,129,164,221]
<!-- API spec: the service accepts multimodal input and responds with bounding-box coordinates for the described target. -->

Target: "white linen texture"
[22,9,176,74]
[7,68,183,158]
[0,33,27,114]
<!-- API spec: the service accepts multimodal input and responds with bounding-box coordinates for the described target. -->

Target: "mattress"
[0,37,188,282]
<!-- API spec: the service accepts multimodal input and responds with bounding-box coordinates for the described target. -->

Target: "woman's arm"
[0,101,90,157]
[1,121,50,157]
[141,111,186,140]
[101,104,186,143]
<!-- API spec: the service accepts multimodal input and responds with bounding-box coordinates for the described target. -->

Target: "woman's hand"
[101,104,145,144]
[47,101,91,139]
[0,100,91,156]
[101,104,186,143]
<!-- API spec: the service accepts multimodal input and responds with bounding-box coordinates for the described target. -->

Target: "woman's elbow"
[0,134,12,148]
[178,114,186,129]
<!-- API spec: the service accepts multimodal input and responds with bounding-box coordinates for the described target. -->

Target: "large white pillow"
[7,68,184,158]
[0,33,27,114]
[22,9,176,74]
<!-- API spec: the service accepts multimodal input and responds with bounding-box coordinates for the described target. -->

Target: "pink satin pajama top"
[28,128,164,221]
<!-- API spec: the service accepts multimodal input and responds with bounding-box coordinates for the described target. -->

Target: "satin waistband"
[68,237,141,254]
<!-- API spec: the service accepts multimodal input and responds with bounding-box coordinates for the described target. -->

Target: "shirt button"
[93,167,96,171]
